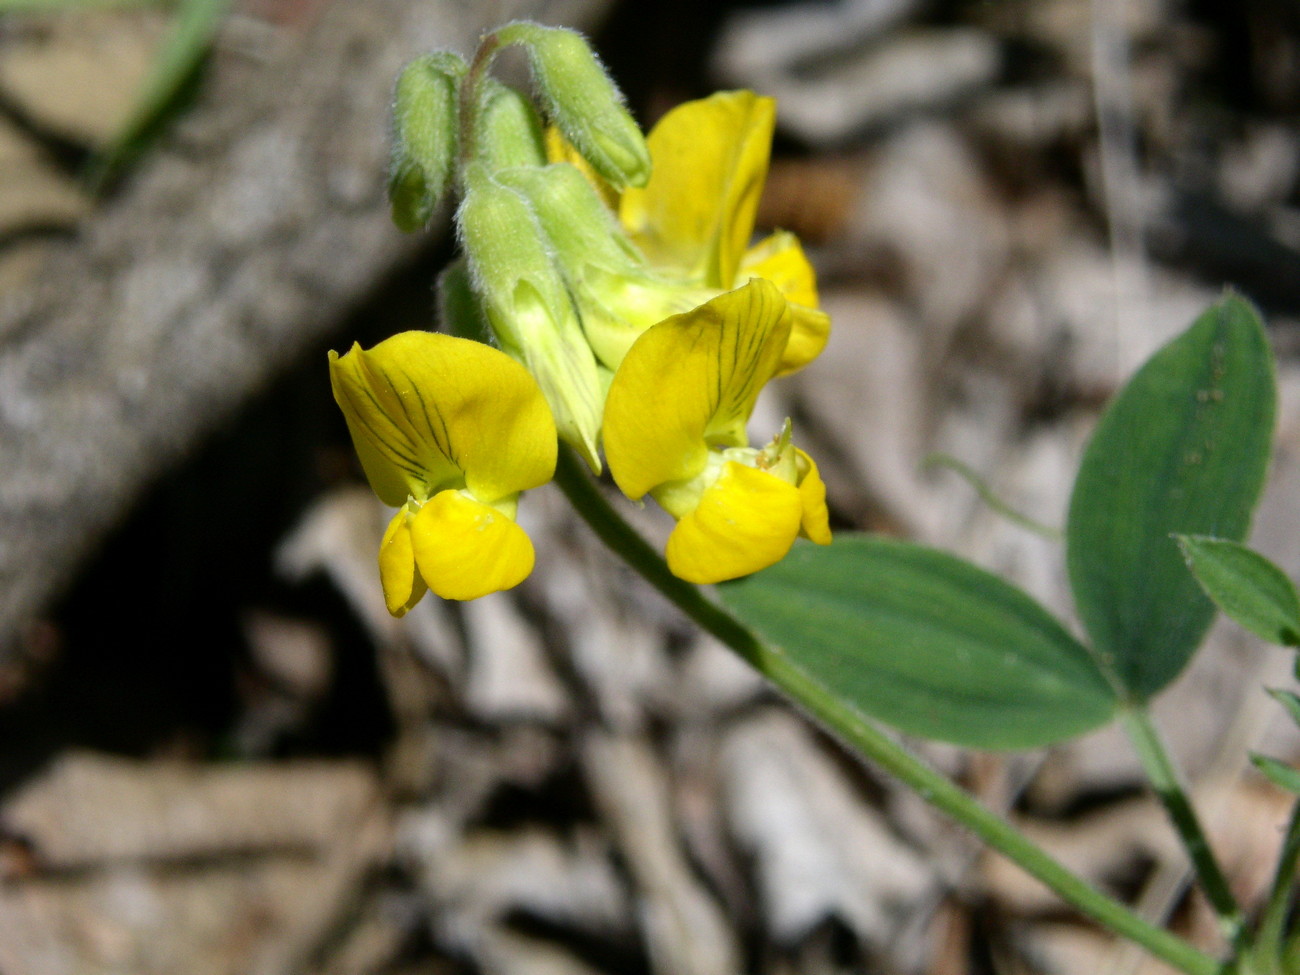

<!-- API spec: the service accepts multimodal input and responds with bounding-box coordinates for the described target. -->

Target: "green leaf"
[1252,753,1300,795]
[91,0,230,185]
[718,536,1117,750]
[1066,294,1275,700]
[1176,536,1300,646]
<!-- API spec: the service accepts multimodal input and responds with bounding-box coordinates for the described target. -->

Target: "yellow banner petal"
[410,490,536,600]
[332,332,557,505]
[619,91,775,289]
[330,342,452,507]
[379,505,428,616]
[665,463,803,584]
[603,280,791,500]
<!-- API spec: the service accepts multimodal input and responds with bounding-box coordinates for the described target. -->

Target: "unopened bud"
[494,163,639,271]
[388,52,465,232]
[496,22,650,188]
[458,166,605,469]
[475,78,547,170]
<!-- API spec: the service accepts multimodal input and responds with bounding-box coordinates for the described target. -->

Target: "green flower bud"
[475,79,548,170]
[494,163,640,271]
[458,165,605,470]
[495,162,714,371]
[496,22,650,189]
[388,51,466,233]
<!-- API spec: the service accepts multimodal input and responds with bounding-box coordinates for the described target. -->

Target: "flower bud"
[494,163,712,370]
[475,78,547,170]
[496,22,650,188]
[458,166,605,469]
[388,51,465,232]
[493,162,639,271]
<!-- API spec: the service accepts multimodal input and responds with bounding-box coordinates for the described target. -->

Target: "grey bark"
[0,0,611,656]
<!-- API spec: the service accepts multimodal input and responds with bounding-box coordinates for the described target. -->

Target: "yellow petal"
[665,463,803,584]
[619,91,775,289]
[740,232,831,374]
[331,332,557,505]
[603,279,792,500]
[796,450,832,545]
[330,342,452,507]
[379,505,428,616]
[409,490,536,600]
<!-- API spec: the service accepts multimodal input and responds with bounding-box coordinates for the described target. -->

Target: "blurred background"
[0,0,1299,971]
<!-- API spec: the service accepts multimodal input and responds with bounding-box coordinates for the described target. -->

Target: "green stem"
[1257,800,1300,971]
[553,448,1221,975]
[1121,707,1244,945]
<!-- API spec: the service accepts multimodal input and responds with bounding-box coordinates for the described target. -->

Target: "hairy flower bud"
[495,162,711,370]
[495,21,650,189]
[458,165,605,469]
[475,78,547,170]
[388,51,465,232]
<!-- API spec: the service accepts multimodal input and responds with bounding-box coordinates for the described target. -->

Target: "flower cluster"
[330,23,832,613]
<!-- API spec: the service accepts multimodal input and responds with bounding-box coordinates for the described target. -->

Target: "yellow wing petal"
[740,232,831,374]
[664,463,803,584]
[740,231,818,305]
[410,490,536,600]
[379,505,428,616]
[603,279,791,500]
[619,91,775,289]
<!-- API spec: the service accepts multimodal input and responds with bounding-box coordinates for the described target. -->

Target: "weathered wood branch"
[0,0,611,656]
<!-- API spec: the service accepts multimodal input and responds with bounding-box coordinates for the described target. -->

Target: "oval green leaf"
[718,536,1117,750]
[1066,294,1275,700]
[1176,536,1300,647]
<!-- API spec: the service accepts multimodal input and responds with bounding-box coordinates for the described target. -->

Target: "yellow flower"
[614,91,830,376]
[603,279,831,584]
[329,331,557,612]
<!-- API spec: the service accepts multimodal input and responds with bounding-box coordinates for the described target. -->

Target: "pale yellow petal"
[410,490,535,600]
[795,449,832,545]
[664,463,803,584]
[603,279,791,500]
[379,505,428,616]
[619,91,775,288]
